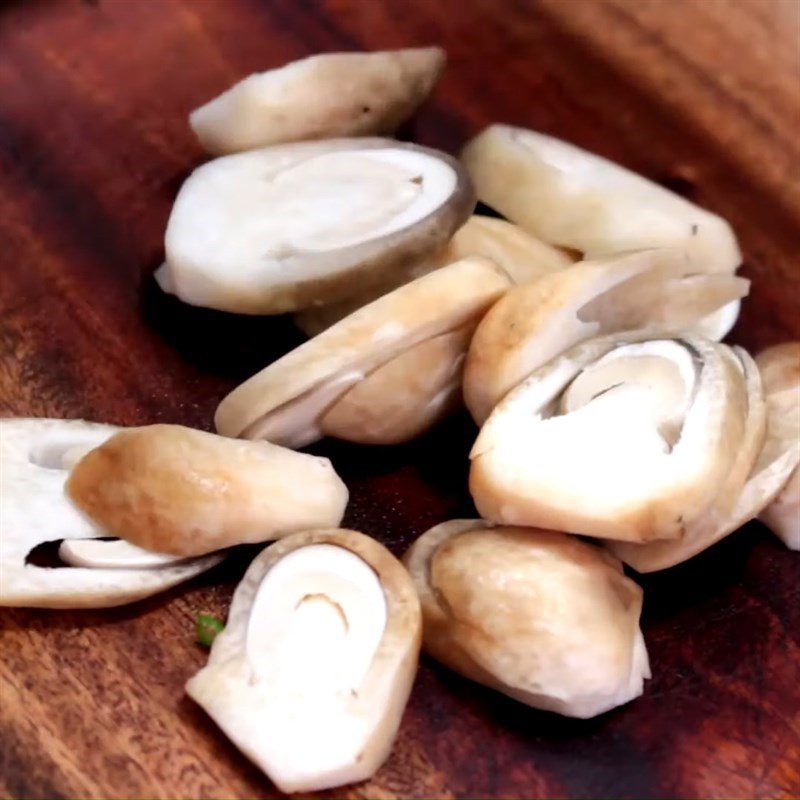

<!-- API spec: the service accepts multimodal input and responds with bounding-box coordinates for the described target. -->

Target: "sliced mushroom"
[606,346,788,570]
[66,424,348,557]
[756,342,800,550]
[470,335,750,542]
[0,418,222,609]
[404,520,650,719]
[190,47,445,155]
[462,125,743,338]
[215,257,512,447]
[294,214,574,337]
[160,138,474,315]
[186,528,421,793]
[464,248,749,423]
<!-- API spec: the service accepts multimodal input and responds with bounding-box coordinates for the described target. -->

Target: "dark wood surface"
[1,1,799,797]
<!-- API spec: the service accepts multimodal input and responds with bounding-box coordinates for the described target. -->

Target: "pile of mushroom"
[3,45,798,796]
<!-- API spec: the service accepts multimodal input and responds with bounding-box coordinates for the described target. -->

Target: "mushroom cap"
[162,138,475,315]
[66,424,348,557]
[756,342,800,550]
[461,124,741,273]
[0,418,221,608]
[186,528,421,793]
[215,257,512,447]
[470,336,750,542]
[404,519,650,719]
[190,47,446,155]
[464,248,749,424]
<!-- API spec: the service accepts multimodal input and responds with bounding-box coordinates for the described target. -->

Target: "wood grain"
[1,0,799,797]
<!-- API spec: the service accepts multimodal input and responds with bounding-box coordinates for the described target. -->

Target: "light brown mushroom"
[463,248,749,424]
[404,520,650,719]
[186,528,421,793]
[0,419,222,608]
[190,48,445,155]
[66,424,348,557]
[470,335,751,542]
[215,257,512,447]
[158,138,474,315]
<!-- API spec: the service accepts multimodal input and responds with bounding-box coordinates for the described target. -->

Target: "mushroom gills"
[186,529,422,793]
[404,520,650,719]
[163,139,474,314]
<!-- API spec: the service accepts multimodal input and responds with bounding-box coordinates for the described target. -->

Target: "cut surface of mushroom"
[461,125,741,273]
[0,419,222,609]
[215,257,512,447]
[190,47,445,155]
[186,529,421,793]
[404,520,650,719]
[470,336,749,542]
[67,424,348,557]
[464,248,749,424]
[606,347,779,570]
[756,342,800,550]
[161,138,474,315]
[293,214,573,337]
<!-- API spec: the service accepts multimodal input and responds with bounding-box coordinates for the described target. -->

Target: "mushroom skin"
[216,257,512,447]
[404,520,650,719]
[67,425,348,557]
[0,419,222,609]
[464,248,749,424]
[294,214,573,337]
[161,138,475,315]
[470,335,750,542]
[190,48,445,155]
[186,528,421,793]
[756,342,800,550]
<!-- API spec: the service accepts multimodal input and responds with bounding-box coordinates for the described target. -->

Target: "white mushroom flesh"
[404,520,650,719]
[186,529,421,793]
[470,336,749,542]
[0,419,222,608]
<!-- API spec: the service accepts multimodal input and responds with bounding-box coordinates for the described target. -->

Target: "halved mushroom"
[190,47,445,155]
[464,248,749,423]
[215,257,512,447]
[294,214,575,336]
[462,125,743,338]
[0,418,222,609]
[158,138,474,315]
[186,528,421,793]
[606,346,793,570]
[756,342,800,550]
[404,520,650,719]
[66,424,348,557]
[470,335,750,542]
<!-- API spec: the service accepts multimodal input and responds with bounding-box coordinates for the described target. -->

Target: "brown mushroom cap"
[162,138,475,315]
[215,257,512,447]
[66,425,348,556]
[186,528,421,793]
[190,48,446,155]
[404,520,650,719]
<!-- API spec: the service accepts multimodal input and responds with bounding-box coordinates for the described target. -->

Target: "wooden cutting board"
[1,1,798,797]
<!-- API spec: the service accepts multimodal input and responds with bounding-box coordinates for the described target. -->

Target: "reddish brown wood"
[1,0,799,797]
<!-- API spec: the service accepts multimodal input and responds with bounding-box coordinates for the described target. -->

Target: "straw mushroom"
[756,342,800,550]
[294,214,574,336]
[215,257,512,447]
[186,528,421,793]
[464,248,749,423]
[66,424,348,557]
[0,418,222,609]
[470,335,750,542]
[190,47,445,155]
[157,138,474,315]
[404,520,650,719]
[462,125,742,339]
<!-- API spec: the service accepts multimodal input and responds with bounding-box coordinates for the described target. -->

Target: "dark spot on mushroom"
[411,175,423,185]
[691,224,699,236]
[361,106,370,113]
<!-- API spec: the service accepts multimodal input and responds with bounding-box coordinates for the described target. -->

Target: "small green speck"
[196,613,224,647]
